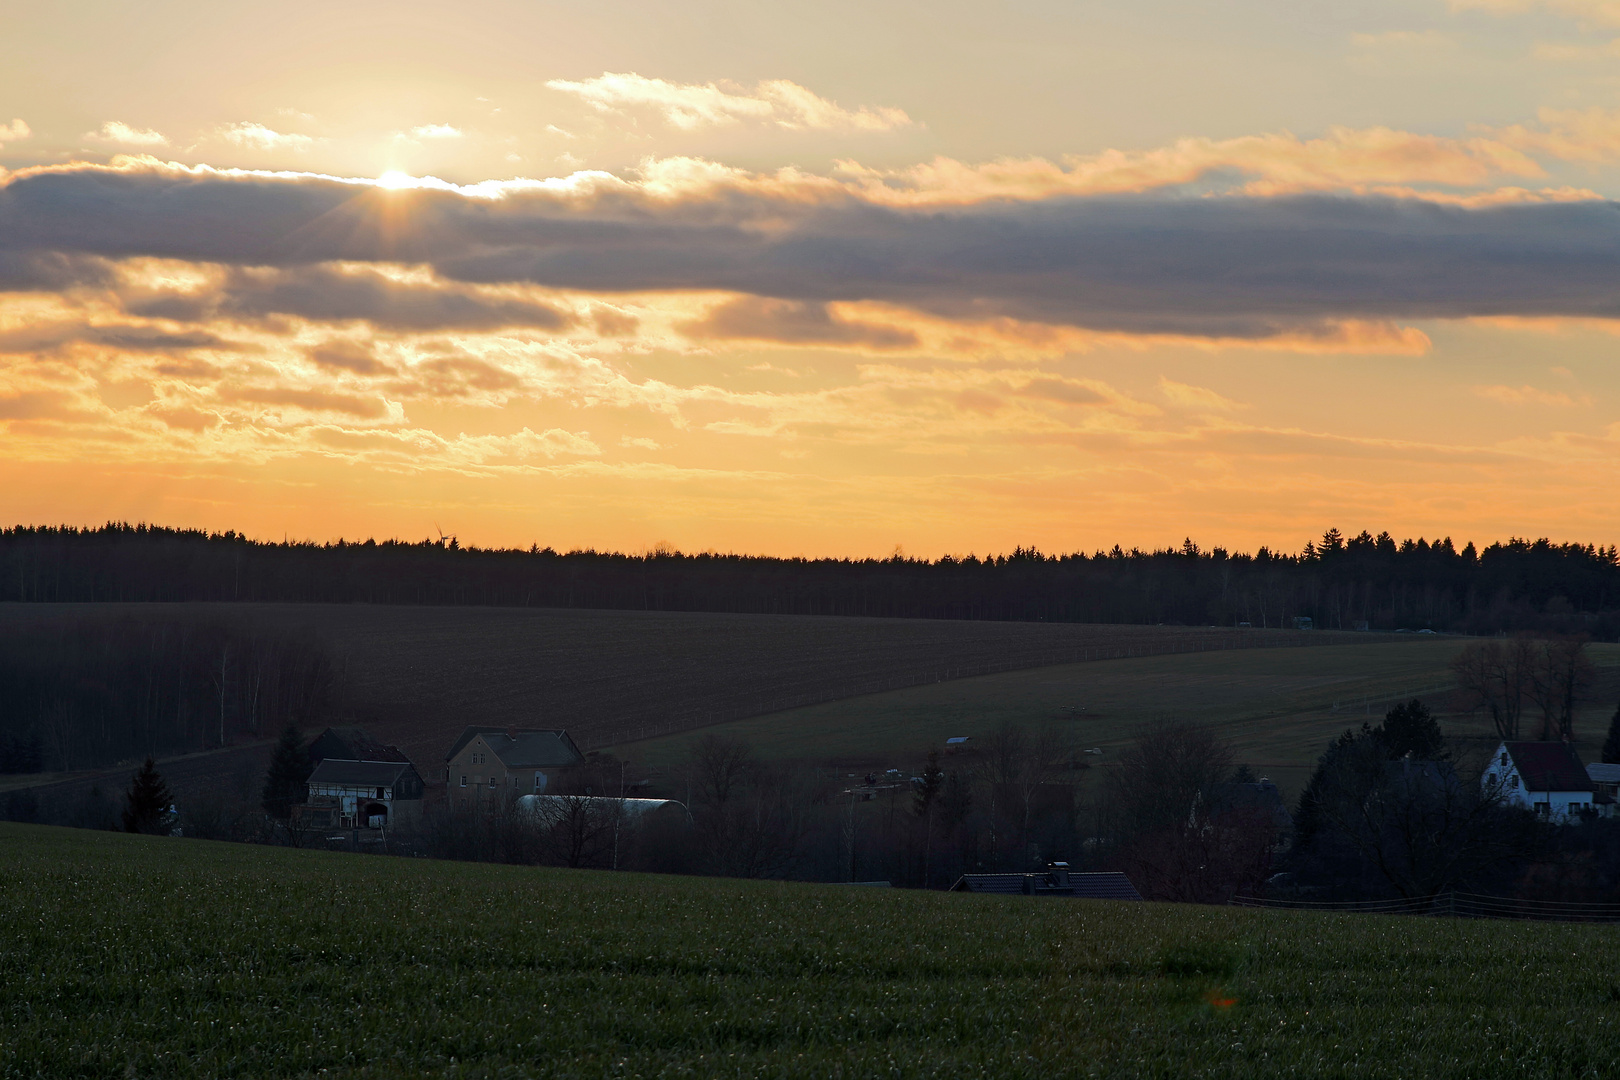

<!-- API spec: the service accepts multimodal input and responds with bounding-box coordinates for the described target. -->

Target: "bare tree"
[1451,637,1538,741]
[978,722,1026,870]
[526,795,621,868]
[688,733,754,808]
[1528,636,1596,741]
[1106,721,1272,903]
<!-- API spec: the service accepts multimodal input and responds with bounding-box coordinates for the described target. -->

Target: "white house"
[1482,741,1596,821]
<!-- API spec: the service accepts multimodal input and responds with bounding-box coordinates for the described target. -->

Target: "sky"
[4,0,1620,557]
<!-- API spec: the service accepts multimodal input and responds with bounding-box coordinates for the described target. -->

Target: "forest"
[3,523,1618,636]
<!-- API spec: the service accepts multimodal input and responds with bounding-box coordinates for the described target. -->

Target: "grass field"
[620,640,1620,802]
[4,823,1620,1078]
[0,602,1375,769]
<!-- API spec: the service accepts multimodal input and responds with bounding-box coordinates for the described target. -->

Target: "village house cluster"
[292,724,585,833]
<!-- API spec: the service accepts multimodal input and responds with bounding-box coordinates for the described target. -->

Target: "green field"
[620,640,1620,802]
[5,823,1620,1078]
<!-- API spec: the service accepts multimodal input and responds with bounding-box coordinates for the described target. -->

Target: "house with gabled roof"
[301,757,426,831]
[1482,741,1598,821]
[950,863,1142,900]
[307,726,411,767]
[444,726,586,810]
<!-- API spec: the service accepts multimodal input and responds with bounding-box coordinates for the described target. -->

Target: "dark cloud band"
[6,165,1620,337]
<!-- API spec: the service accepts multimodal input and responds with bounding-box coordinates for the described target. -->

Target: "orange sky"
[3,1,1620,557]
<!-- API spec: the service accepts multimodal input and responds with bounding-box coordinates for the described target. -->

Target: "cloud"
[1449,0,1620,23]
[9,158,1620,343]
[683,297,919,349]
[1492,107,1620,164]
[1474,383,1589,405]
[221,122,316,151]
[90,122,168,147]
[0,119,29,143]
[546,72,912,132]
[307,340,393,375]
[217,384,389,417]
[121,265,574,331]
[407,124,463,140]
[0,389,83,421]
[1160,377,1244,411]
[835,127,1545,205]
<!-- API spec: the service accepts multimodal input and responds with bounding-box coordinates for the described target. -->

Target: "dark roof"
[1505,742,1592,793]
[444,727,585,768]
[1588,763,1620,785]
[950,872,1142,900]
[309,727,410,765]
[308,759,412,788]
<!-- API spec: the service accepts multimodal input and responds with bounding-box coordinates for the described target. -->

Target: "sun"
[375,170,416,190]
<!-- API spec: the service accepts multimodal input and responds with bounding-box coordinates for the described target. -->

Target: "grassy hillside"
[4,823,1619,1079]
[0,602,1371,769]
[620,640,1620,802]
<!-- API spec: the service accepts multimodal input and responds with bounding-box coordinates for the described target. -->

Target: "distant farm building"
[950,863,1142,900]
[302,758,426,831]
[444,727,586,810]
[1484,741,1601,820]
[308,726,412,768]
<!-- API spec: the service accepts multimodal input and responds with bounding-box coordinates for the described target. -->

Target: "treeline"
[3,523,1619,635]
[0,614,336,774]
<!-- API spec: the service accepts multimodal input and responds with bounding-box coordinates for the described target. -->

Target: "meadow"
[621,640,1620,802]
[3,822,1620,1079]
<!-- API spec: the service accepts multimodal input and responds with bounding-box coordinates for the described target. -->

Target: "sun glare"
[375,170,416,190]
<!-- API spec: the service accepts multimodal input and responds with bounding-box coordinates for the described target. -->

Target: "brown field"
[0,603,1392,802]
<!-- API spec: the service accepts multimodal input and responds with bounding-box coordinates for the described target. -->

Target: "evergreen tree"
[260,723,312,820]
[1603,701,1620,765]
[1231,764,1257,784]
[122,757,173,834]
[912,750,944,817]
[1379,699,1446,760]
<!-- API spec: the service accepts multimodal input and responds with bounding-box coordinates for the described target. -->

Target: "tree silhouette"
[122,757,173,834]
[1603,702,1620,765]
[260,723,312,820]
[1380,699,1446,760]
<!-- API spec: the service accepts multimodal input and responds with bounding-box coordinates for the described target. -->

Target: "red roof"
[1505,742,1592,793]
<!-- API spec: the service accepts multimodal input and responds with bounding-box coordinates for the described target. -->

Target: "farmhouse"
[444,726,586,810]
[1482,741,1598,821]
[950,862,1142,899]
[307,726,411,767]
[302,758,426,830]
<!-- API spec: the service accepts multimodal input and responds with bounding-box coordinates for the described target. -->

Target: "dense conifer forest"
[2,523,1617,636]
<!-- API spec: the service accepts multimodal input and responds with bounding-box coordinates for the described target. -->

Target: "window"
[1510,776,1518,789]
[460,775,467,787]
[1500,753,1509,767]
[488,776,497,788]
[375,787,384,799]
[1535,803,1549,816]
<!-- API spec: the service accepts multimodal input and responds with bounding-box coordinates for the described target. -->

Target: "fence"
[1232,892,1620,922]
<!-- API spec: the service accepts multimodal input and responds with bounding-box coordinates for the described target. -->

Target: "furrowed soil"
[0,602,1378,769]
[619,640,1620,803]
[4,822,1620,1079]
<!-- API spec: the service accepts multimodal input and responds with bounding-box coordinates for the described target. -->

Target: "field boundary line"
[593,630,1411,749]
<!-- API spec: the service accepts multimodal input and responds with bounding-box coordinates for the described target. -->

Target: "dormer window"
[1500,753,1509,767]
